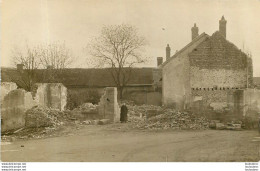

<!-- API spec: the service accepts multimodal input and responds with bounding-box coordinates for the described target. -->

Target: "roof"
[1,67,154,88]
[189,31,249,70]
[161,32,209,67]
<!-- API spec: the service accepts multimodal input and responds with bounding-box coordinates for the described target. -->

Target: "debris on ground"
[1,106,74,140]
[72,103,99,120]
[127,104,209,130]
[98,119,111,125]
[210,120,243,130]
[25,106,67,128]
[73,103,98,112]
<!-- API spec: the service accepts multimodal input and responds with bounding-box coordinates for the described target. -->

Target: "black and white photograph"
[0,0,260,170]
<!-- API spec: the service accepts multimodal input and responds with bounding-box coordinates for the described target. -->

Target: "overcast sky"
[1,0,260,76]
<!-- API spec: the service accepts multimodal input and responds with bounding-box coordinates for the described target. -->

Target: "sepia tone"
[1,0,260,162]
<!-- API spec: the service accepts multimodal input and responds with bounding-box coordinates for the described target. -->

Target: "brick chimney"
[17,64,24,72]
[219,16,227,38]
[166,44,171,60]
[191,23,199,40]
[157,57,163,66]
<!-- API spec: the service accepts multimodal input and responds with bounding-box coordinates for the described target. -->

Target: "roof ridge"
[161,32,209,67]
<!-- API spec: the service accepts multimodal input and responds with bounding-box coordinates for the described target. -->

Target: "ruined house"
[160,16,253,118]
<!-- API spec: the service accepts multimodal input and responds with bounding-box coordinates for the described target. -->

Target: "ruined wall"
[191,89,244,120]
[189,31,249,89]
[162,35,208,109]
[66,87,103,109]
[98,87,120,122]
[1,82,17,102]
[244,89,260,117]
[34,83,67,111]
[1,89,37,132]
[152,68,162,92]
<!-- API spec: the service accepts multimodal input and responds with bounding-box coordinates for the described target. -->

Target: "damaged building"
[1,82,67,132]
[160,16,255,119]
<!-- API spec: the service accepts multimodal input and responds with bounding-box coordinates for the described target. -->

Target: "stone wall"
[243,89,260,117]
[190,67,247,88]
[1,82,17,102]
[98,87,120,122]
[189,31,251,89]
[191,89,245,120]
[152,68,162,92]
[1,89,37,132]
[34,83,67,111]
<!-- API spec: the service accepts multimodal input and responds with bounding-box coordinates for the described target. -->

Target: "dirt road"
[1,124,260,162]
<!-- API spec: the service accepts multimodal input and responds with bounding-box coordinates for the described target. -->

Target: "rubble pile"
[209,120,243,130]
[73,103,98,112]
[25,106,68,128]
[128,104,163,117]
[128,104,209,130]
[72,103,99,120]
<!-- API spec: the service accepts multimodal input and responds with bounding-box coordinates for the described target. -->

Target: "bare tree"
[88,24,147,99]
[40,42,73,69]
[39,42,74,82]
[10,42,74,91]
[11,45,42,91]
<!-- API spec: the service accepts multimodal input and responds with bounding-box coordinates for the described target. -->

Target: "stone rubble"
[127,104,210,130]
[73,103,98,112]
[25,106,66,128]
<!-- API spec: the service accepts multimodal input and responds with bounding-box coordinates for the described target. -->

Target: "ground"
[1,123,260,162]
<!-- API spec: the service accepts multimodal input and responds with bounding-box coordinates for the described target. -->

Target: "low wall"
[34,83,67,111]
[1,89,37,132]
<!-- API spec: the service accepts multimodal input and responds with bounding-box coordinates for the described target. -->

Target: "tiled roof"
[1,67,154,87]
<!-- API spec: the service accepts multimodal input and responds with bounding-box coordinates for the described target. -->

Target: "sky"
[1,0,260,76]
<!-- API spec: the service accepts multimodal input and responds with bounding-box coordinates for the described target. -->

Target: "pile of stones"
[25,106,67,128]
[128,104,209,130]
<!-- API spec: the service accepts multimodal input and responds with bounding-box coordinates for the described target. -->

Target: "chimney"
[157,57,163,66]
[17,64,24,72]
[219,15,227,38]
[191,23,199,40]
[166,44,171,60]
